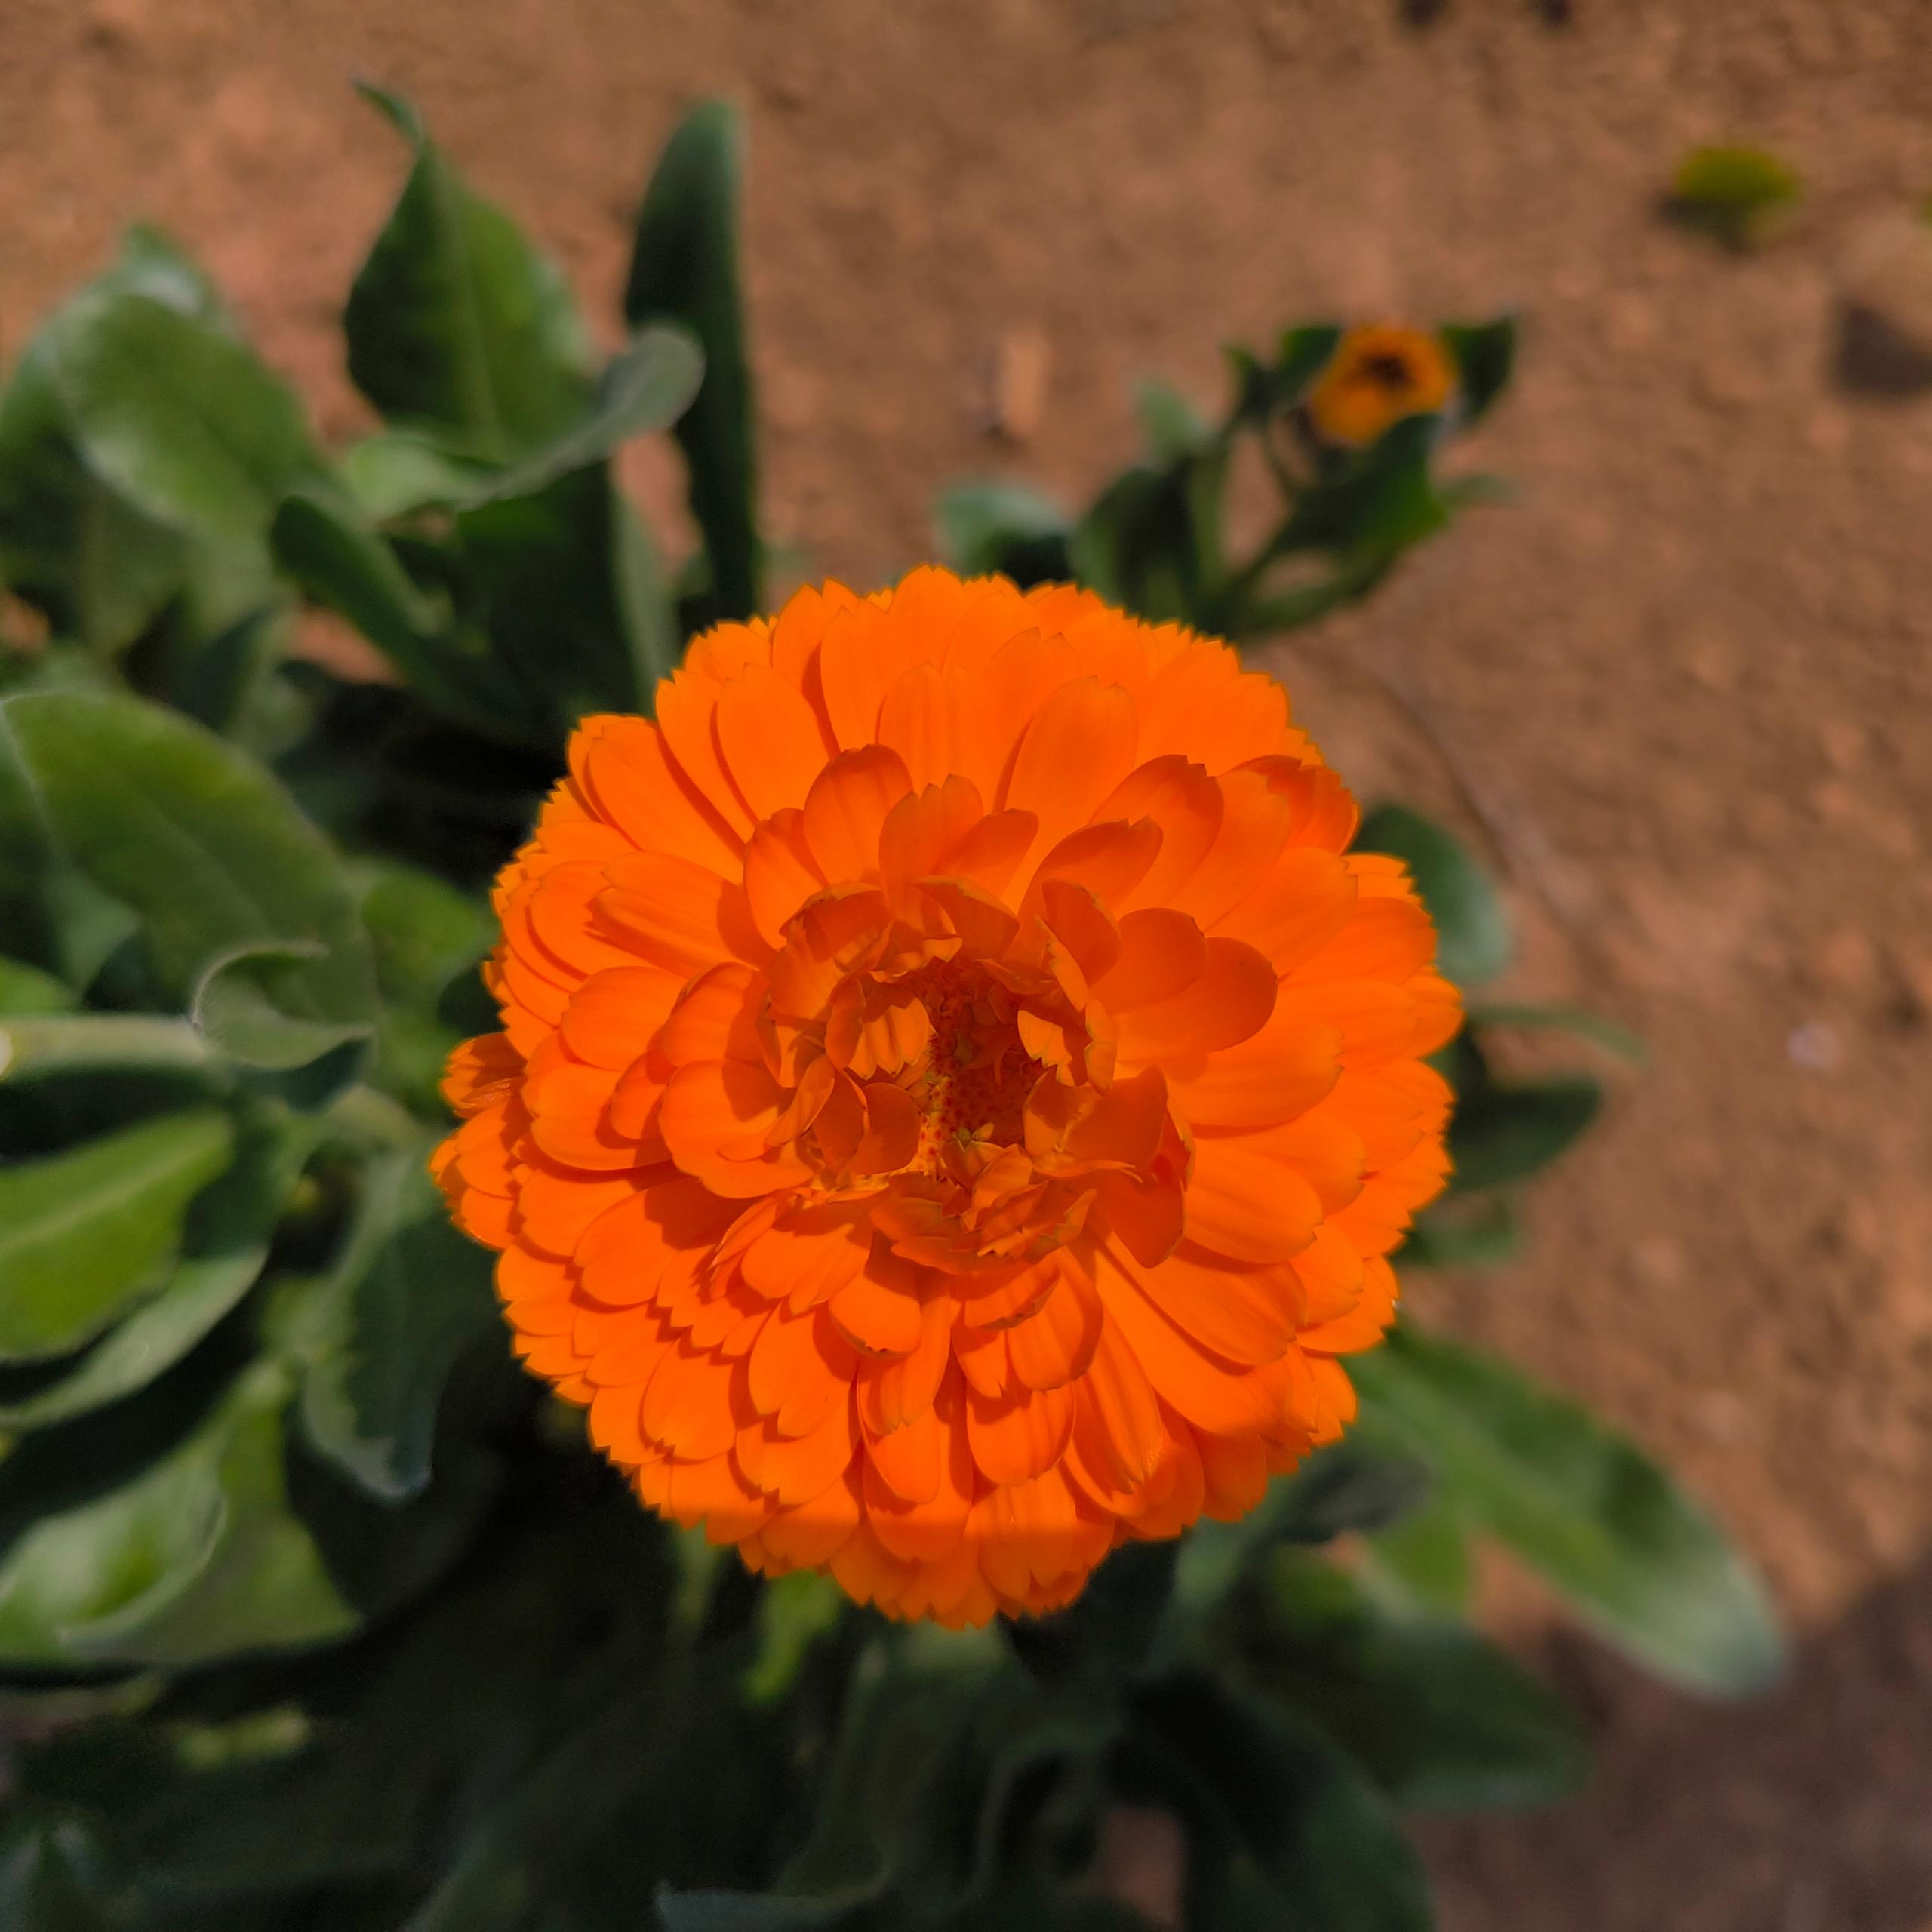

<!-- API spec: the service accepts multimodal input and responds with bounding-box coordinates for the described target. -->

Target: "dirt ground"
[4,1,1931,1924]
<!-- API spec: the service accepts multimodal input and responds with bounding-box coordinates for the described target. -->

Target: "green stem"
[0,1014,221,1084]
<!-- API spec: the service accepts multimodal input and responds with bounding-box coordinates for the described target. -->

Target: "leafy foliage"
[0,87,1783,1932]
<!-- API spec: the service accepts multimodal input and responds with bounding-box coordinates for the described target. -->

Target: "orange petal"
[744,810,826,951]
[657,962,766,1068]
[1170,1006,1342,1130]
[1005,676,1140,867]
[601,852,742,977]
[574,715,741,876]
[655,667,755,836]
[716,663,833,820]
[748,1303,860,1437]
[1116,937,1276,1063]
[1092,1247,1293,1435]
[1214,846,1357,974]
[559,966,682,1071]
[964,1377,1075,1484]
[1183,1139,1324,1264]
[827,1258,926,1356]
[802,745,913,884]
[1005,1268,1102,1392]
[1115,1241,1300,1367]
[1099,756,1223,909]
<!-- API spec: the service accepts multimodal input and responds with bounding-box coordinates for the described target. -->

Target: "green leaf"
[346,85,595,460]
[355,860,493,1010]
[340,431,497,520]
[626,100,761,621]
[933,481,1073,585]
[191,941,375,1073]
[451,463,654,731]
[0,1115,305,1430]
[1447,1075,1601,1195]
[741,1570,848,1708]
[1365,1491,1474,1617]
[1135,377,1212,463]
[1466,1000,1647,1066]
[0,959,78,1016]
[45,291,327,550]
[479,325,704,505]
[1438,315,1517,427]
[0,690,378,1030]
[1668,146,1801,251]
[268,486,521,745]
[612,490,685,701]
[0,1108,234,1363]
[1352,1324,1785,1695]
[288,1151,497,1500]
[1355,801,1511,986]
[1129,1669,1432,1932]
[0,1357,356,1668]
[1226,1549,1587,1811]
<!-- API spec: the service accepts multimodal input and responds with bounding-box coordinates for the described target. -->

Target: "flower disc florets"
[435,568,1457,1625]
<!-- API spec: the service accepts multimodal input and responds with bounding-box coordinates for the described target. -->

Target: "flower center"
[898,961,1040,1176]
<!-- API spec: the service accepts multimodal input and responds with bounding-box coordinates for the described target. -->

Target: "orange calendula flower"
[434,568,1457,1626]
[1305,323,1457,448]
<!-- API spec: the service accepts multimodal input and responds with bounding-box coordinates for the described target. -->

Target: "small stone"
[991,325,1052,445]
[1786,1020,1841,1072]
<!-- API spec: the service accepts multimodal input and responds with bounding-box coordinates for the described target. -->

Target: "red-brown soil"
[4,2,1930,1924]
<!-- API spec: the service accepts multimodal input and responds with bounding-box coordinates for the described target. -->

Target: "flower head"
[435,568,1457,1626]
[1305,324,1457,448]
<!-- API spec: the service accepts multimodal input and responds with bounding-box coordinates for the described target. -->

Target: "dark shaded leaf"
[1439,315,1518,426]
[0,1358,355,1668]
[1353,1324,1785,1694]
[1398,1195,1521,1270]
[1226,1549,1587,1811]
[1447,1075,1601,1195]
[291,1152,498,1500]
[626,100,761,621]
[1128,1669,1432,1931]
[1355,801,1511,986]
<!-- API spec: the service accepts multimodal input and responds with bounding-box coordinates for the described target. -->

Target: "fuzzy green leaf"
[0,1358,355,1668]
[0,1109,234,1363]
[1353,1324,1785,1695]
[346,85,595,460]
